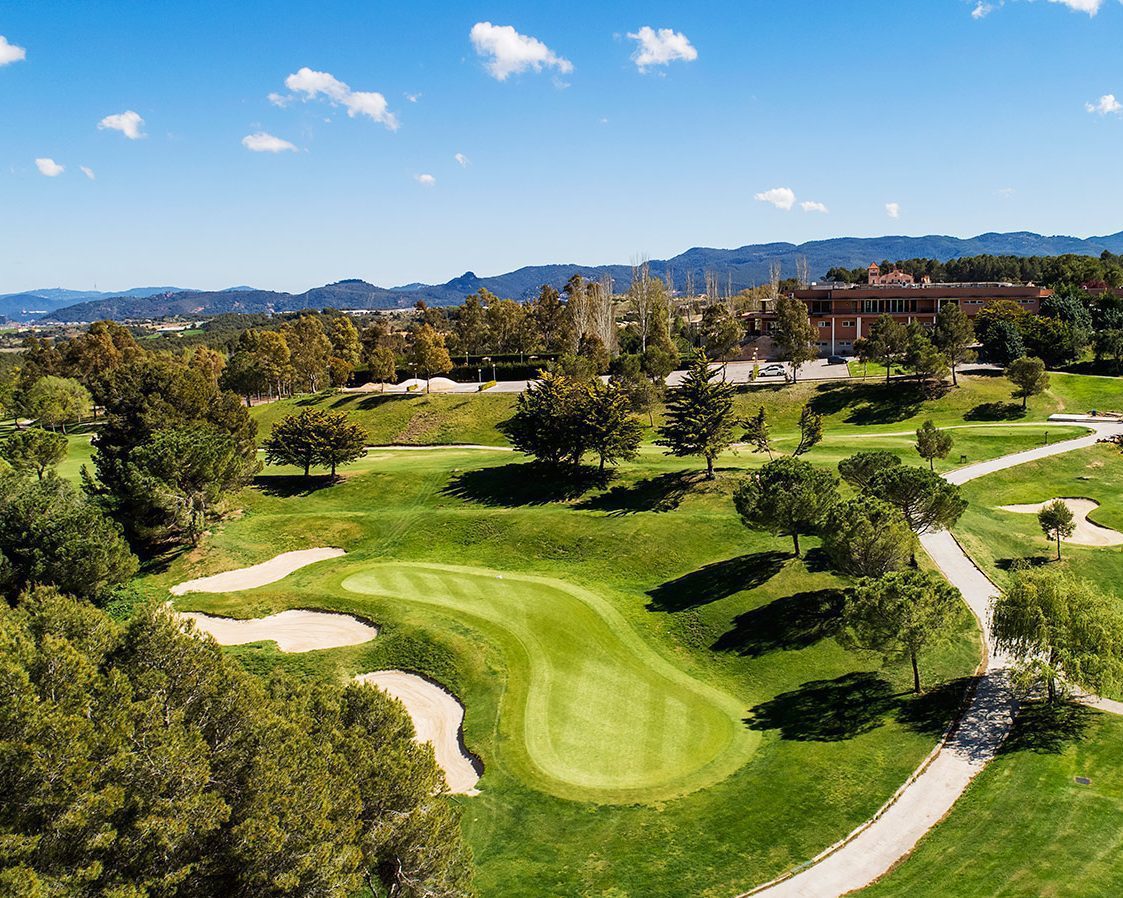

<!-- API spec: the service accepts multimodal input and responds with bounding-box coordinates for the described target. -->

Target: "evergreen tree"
[1006,356,1049,409]
[915,419,954,471]
[503,371,588,468]
[932,303,976,386]
[656,354,738,479]
[838,450,901,491]
[1038,499,1076,561]
[866,315,909,384]
[792,404,823,457]
[0,428,67,480]
[864,465,968,536]
[407,324,454,392]
[733,456,839,556]
[742,406,774,459]
[821,498,917,578]
[582,381,642,474]
[771,296,818,382]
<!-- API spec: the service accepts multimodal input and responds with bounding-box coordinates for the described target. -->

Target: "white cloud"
[800,200,829,213]
[885,202,901,219]
[98,110,145,139]
[996,186,1016,197]
[80,165,96,180]
[405,92,421,103]
[754,187,796,211]
[469,22,573,81]
[242,131,297,153]
[35,158,64,177]
[454,153,469,167]
[627,26,697,72]
[0,34,26,65]
[1086,93,1122,114]
[281,67,398,129]
[971,2,995,18]
[415,173,436,186]
[1048,0,1103,13]
[267,91,292,108]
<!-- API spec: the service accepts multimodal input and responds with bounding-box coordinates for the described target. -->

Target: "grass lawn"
[149,448,981,898]
[861,705,1123,898]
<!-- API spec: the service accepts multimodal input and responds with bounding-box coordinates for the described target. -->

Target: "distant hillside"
[0,286,189,322]
[36,229,1123,323]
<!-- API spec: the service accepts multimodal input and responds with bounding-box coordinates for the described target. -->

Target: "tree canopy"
[656,354,738,479]
[733,456,838,557]
[820,498,917,578]
[263,409,369,479]
[1037,499,1076,561]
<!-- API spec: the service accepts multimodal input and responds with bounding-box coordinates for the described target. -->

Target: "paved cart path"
[746,417,1123,898]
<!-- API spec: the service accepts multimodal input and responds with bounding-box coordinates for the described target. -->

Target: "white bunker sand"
[355,670,480,795]
[170,547,346,595]
[997,498,1123,547]
[180,608,377,653]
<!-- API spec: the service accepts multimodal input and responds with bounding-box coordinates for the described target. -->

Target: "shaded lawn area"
[150,449,981,898]
[860,706,1123,898]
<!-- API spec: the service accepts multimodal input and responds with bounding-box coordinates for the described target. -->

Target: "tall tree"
[792,404,824,457]
[845,569,962,693]
[0,428,68,480]
[1038,499,1076,561]
[915,420,954,471]
[733,456,839,557]
[366,346,398,390]
[866,315,909,384]
[838,450,902,491]
[770,296,818,382]
[530,284,570,353]
[1006,356,1049,410]
[992,566,1123,702]
[454,291,490,361]
[220,350,268,406]
[932,303,976,386]
[262,408,364,479]
[864,465,968,536]
[582,381,642,474]
[503,371,588,468]
[317,412,369,479]
[407,324,454,392]
[821,498,917,578]
[656,354,738,479]
[327,315,363,367]
[23,376,90,433]
[283,315,333,393]
[699,304,744,362]
[742,406,774,459]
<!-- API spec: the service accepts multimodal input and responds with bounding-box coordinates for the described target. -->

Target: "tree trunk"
[304,460,311,478]
[951,362,958,386]
[792,530,801,557]
[929,457,934,471]
[911,651,921,694]
[331,460,338,480]
[705,455,714,480]
[1022,393,1028,410]
[886,361,891,385]
[598,455,605,475]
[1047,675,1057,704]
[1057,533,1062,561]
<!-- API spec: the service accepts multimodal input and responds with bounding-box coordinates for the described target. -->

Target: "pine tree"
[656,354,738,479]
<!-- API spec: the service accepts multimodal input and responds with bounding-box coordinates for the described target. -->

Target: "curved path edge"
[744,418,1123,898]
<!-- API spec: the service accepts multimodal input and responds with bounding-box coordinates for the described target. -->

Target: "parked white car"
[758,364,786,377]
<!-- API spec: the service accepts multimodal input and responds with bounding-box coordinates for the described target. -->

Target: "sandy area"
[354,670,480,795]
[180,608,378,652]
[997,498,1123,547]
[170,547,347,595]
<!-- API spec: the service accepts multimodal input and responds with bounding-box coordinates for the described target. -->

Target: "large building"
[743,272,1051,358]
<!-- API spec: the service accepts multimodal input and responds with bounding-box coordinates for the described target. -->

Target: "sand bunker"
[355,670,480,795]
[180,608,377,652]
[170,547,347,595]
[997,498,1123,547]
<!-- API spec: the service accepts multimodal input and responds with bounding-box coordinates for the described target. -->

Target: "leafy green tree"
[125,426,261,544]
[771,295,818,382]
[742,406,774,459]
[641,344,678,385]
[656,354,738,479]
[733,456,838,556]
[1038,499,1076,561]
[992,566,1123,702]
[583,381,642,474]
[327,315,363,367]
[220,350,268,406]
[282,315,333,393]
[906,330,950,389]
[0,589,474,897]
[317,412,369,479]
[366,346,398,390]
[485,298,530,355]
[503,371,588,468]
[838,450,901,491]
[24,375,90,433]
[915,419,954,471]
[699,304,744,361]
[407,324,454,391]
[866,315,909,384]
[845,569,962,693]
[455,291,491,361]
[0,474,137,600]
[932,303,976,386]
[864,465,968,536]
[792,404,823,457]
[1006,356,1049,409]
[252,329,294,397]
[262,408,365,479]
[0,428,67,480]
[821,498,917,578]
[530,284,571,352]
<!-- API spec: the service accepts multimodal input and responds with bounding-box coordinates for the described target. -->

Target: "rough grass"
[151,449,980,898]
[861,706,1123,898]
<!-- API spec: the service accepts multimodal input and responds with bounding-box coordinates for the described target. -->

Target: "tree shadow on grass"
[645,551,787,612]
[745,672,896,741]
[965,401,1026,421]
[712,588,844,657]
[1000,700,1093,755]
[442,462,601,507]
[996,555,1053,572]
[895,676,977,738]
[255,474,337,497]
[577,471,701,515]
[807,381,924,426]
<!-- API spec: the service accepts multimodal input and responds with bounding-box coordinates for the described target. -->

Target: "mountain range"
[19,229,1123,324]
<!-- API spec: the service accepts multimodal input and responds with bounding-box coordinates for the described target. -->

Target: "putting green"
[341,561,759,803]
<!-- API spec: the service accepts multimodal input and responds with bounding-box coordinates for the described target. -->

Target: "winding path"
[747,416,1123,898]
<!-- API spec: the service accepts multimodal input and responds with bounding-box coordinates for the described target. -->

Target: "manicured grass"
[342,561,758,803]
[153,448,980,898]
[954,442,1123,599]
[861,706,1123,898]
[57,433,95,481]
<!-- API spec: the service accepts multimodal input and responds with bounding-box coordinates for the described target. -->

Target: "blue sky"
[1,0,1121,293]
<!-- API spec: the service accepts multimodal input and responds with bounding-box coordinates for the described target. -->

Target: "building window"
[817,321,829,328]
[841,320,854,327]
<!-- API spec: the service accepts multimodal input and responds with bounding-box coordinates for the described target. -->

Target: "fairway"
[342,561,758,803]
